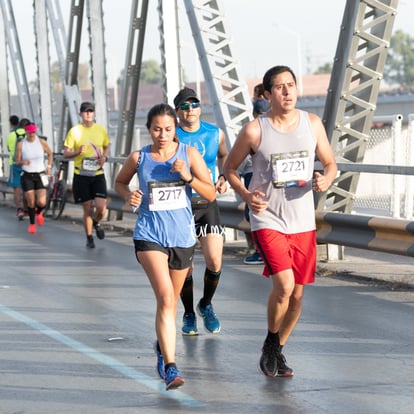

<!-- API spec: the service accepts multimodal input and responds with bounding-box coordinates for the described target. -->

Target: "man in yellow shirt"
[63,102,110,248]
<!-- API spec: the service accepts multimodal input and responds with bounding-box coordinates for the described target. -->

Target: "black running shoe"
[86,235,95,248]
[276,351,294,377]
[259,339,278,377]
[94,221,105,240]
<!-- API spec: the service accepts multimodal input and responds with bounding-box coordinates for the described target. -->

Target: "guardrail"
[315,211,414,257]
[2,153,414,257]
[215,200,414,257]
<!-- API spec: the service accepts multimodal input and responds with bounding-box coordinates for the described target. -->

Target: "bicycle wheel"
[50,180,67,219]
[43,181,54,217]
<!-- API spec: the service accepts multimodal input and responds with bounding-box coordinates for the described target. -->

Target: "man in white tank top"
[224,66,337,378]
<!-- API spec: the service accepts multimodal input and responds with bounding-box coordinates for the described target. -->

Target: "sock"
[35,205,43,214]
[165,362,177,371]
[266,330,280,348]
[199,268,221,308]
[28,207,36,224]
[180,275,194,314]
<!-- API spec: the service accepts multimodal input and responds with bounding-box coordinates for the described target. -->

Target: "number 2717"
[157,188,183,201]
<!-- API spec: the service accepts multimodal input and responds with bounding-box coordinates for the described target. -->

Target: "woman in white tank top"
[15,123,53,233]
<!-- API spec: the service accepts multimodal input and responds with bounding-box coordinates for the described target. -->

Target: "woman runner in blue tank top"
[115,103,215,391]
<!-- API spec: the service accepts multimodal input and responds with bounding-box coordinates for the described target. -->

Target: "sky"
[8,0,414,90]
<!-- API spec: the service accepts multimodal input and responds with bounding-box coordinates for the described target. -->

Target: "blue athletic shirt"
[176,121,220,191]
[133,143,196,248]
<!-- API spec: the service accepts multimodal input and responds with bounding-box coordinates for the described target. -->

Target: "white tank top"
[249,110,317,234]
[22,137,45,173]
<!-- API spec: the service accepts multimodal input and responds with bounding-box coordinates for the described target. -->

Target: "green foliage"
[384,30,414,87]
[314,62,332,75]
[50,61,62,91]
[139,60,162,84]
[313,30,414,88]
[117,59,162,86]
[47,61,90,91]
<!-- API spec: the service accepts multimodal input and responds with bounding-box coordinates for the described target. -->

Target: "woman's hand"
[171,158,192,182]
[130,189,144,208]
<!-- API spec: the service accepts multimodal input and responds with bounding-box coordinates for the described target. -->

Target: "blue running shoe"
[165,366,184,390]
[243,251,263,265]
[197,301,221,333]
[182,312,199,336]
[153,340,165,380]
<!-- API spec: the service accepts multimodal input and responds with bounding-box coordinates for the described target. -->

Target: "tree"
[314,62,332,75]
[117,59,162,86]
[78,63,90,90]
[140,60,162,84]
[383,30,414,87]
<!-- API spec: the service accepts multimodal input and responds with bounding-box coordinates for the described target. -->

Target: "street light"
[273,24,303,96]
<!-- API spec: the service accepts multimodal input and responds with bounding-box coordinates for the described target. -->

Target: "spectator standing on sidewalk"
[63,102,110,248]
[115,103,215,390]
[173,86,228,335]
[224,65,337,378]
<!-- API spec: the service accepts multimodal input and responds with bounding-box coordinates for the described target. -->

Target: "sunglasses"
[179,102,200,111]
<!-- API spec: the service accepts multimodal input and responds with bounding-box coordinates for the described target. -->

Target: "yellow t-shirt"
[64,123,110,176]
[6,128,25,165]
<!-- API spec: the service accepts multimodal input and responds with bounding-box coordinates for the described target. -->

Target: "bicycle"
[43,155,68,220]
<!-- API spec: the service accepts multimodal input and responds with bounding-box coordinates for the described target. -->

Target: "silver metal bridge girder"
[0,0,35,123]
[319,0,399,213]
[183,0,253,149]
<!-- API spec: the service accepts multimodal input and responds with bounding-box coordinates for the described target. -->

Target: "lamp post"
[273,25,303,96]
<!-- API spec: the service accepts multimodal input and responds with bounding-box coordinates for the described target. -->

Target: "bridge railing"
[2,153,414,257]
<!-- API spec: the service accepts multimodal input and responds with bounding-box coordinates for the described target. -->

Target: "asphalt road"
[0,203,413,414]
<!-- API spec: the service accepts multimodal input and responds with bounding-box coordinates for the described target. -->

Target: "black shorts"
[72,173,107,203]
[20,171,46,191]
[134,240,195,270]
[191,199,225,238]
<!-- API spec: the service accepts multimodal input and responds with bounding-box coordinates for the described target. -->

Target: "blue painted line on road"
[0,303,204,408]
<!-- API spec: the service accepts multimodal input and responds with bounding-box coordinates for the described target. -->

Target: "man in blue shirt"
[173,87,228,335]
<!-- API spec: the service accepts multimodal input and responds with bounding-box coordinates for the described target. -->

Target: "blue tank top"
[133,143,196,248]
[176,121,220,184]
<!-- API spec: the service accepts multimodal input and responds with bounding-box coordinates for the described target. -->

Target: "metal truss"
[158,0,181,105]
[47,0,84,148]
[34,0,53,142]
[318,0,399,213]
[0,0,35,122]
[183,0,253,148]
[115,0,149,159]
